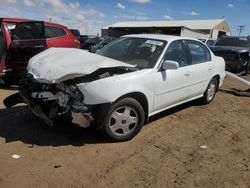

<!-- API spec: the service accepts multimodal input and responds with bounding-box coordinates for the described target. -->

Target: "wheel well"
[213,75,220,90]
[117,92,149,122]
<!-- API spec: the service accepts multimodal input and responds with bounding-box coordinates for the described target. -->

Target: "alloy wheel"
[109,106,138,136]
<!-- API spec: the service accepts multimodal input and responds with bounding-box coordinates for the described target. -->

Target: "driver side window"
[164,40,188,67]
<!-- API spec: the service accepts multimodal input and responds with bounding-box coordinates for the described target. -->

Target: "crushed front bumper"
[4,74,94,128]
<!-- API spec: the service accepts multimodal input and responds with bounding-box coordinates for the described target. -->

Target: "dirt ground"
[0,75,249,188]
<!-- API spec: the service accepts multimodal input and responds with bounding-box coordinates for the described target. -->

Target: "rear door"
[8,21,47,75]
[184,40,214,97]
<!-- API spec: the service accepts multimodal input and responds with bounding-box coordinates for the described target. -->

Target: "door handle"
[209,67,213,71]
[34,45,44,48]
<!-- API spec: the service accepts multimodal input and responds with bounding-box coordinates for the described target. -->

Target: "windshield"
[215,37,250,47]
[97,37,167,69]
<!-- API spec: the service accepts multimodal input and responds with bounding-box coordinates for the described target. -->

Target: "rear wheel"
[98,98,145,142]
[200,77,218,104]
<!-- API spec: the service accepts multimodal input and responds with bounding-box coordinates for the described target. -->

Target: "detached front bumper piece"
[3,92,23,108]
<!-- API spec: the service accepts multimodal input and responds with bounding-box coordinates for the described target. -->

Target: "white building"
[102,19,231,39]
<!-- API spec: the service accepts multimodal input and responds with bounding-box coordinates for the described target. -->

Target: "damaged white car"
[4,34,226,141]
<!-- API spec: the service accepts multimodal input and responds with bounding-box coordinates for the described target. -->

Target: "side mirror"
[161,60,179,70]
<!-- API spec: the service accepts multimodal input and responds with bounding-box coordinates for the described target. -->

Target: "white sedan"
[4,34,226,141]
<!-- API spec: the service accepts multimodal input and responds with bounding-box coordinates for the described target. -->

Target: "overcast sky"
[0,0,249,35]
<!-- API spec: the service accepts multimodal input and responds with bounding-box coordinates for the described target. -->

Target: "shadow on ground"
[0,101,196,147]
[0,106,106,147]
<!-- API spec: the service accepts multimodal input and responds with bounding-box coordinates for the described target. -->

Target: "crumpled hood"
[27,48,134,83]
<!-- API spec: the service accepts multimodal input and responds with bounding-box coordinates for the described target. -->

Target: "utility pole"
[237,25,246,36]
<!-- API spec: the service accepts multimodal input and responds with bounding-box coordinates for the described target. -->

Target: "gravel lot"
[0,75,250,188]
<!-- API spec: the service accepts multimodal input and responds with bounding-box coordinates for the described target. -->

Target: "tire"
[200,77,218,105]
[97,98,145,142]
[245,60,250,75]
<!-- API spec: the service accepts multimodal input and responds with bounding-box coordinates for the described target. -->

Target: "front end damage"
[10,73,93,127]
[212,50,250,75]
[4,66,137,128]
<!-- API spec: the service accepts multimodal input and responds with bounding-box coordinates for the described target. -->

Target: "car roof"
[0,17,67,29]
[122,34,200,42]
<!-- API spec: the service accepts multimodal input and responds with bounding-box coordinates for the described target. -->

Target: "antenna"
[237,25,246,36]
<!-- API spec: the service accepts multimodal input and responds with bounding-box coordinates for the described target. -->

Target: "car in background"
[79,35,96,49]
[4,34,225,141]
[199,38,215,47]
[0,17,80,84]
[210,36,250,75]
[81,36,116,52]
[90,37,117,53]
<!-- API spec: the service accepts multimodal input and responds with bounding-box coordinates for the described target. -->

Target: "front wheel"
[98,98,145,142]
[200,77,218,104]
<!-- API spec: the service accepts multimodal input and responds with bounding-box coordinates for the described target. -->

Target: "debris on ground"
[11,154,21,159]
[54,165,62,169]
[200,145,208,149]
[228,88,250,97]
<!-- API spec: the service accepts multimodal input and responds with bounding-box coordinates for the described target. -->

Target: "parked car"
[0,17,80,84]
[79,35,96,49]
[198,38,215,47]
[4,34,225,141]
[81,36,116,52]
[90,37,117,53]
[210,36,250,75]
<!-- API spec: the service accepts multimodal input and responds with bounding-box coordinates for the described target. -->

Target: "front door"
[0,21,6,74]
[153,40,192,112]
[7,21,47,76]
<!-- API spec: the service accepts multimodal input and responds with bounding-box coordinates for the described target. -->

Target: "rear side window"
[186,40,211,64]
[8,22,45,40]
[45,26,66,39]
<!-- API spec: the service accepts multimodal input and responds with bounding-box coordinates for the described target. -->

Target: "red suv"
[0,17,80,84]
